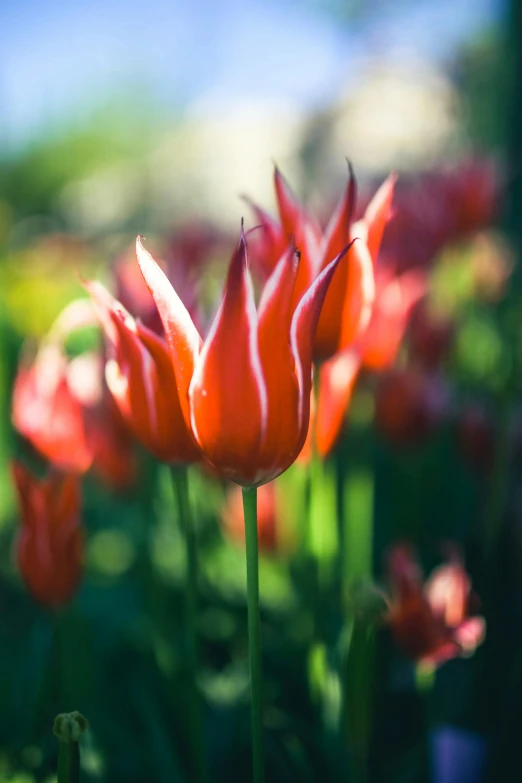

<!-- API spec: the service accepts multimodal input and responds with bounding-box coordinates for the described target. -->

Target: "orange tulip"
[137,227,347,487]
[248,166,396,361]
[86,281,200,464]
[386,545,485,667]
[12,462,83,609]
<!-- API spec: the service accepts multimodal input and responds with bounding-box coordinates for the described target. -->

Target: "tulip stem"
[242,486,265,783]
[57,741,80,783]
[170,466,206,783]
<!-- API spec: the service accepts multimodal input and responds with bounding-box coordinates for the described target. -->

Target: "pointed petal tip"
[237,220,248,256]
[345,157,355,179]
[333,237,357,267]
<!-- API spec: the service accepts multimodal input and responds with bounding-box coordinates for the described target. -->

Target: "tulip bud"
[54,711,89,743]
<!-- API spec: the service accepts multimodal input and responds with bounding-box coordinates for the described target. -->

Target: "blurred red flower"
[386,544,485,666]
[12,462,83,609]
[12,343,92,474]
[379,159,499,275]
[12,300,137,491]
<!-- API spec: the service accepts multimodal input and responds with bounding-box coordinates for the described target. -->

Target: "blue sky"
[1,0,502,146]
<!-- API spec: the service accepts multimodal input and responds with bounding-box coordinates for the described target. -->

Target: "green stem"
[57,741,80,783]
[242,486,265,783]
[340,464,375,782]
[170,466,206,783]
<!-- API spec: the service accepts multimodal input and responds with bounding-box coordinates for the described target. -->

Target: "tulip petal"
[454,617,486,654]
[243,196,286,277]
[319,162,357,273]
[316,349,361,458]
[363,173,397,264]
[290,244,351,453]
[361,269,426,371]
[274,167,303,239]
[313,168,369,360]
[47,298,97,341]
[337,233,376,351]
[189,230,267,485]
[256,249,300,482]
[136,236,202,428]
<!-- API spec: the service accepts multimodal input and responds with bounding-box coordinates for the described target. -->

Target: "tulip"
[247,165,396,361]
[137,227,349,487]
[12,462,83,609]
[12,308,137,491]
[86,281,200,464]
[386,545,485,666]
[12,343,92,474]
[136,225,349,783]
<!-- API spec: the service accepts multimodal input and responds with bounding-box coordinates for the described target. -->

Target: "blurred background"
[1,0,521,780]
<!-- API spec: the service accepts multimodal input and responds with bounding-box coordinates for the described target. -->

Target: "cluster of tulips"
[9,160,499,781]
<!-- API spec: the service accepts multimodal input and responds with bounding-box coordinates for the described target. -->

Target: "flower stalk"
[242,486,264,783]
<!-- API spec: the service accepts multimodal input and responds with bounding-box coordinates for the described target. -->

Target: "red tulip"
[248,166,396,361]
[386,545,485,666]
[12,462,83,608]
[12,301,137,490]
[86,281,200,464]
[136,227,347,487]
[12,343,92,474]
